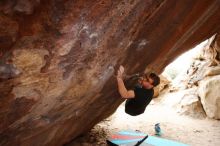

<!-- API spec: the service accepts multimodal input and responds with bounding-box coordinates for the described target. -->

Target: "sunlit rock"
[177,92,206,119]
[198,75,220,120]
[153,75,170,98]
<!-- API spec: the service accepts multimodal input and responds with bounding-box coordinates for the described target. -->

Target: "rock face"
[198,35,220,120]
[181,35,220,119]
[0,0,220,145]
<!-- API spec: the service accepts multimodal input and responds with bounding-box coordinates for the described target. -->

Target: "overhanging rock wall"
[0,0,220,145]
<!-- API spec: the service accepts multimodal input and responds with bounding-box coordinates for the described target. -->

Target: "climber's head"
[140,73,160,89]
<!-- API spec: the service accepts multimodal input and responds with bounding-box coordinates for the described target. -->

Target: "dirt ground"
[67,97,220,146]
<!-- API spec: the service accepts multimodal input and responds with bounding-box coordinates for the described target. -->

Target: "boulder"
[153,75,170,98]
[204,65,220,77]
[159,87,206,118]
[177,93,206,119]
[198,75,220,119]
[0,0,220,145]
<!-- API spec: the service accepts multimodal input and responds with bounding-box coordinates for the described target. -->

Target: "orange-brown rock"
[0,0,220,145]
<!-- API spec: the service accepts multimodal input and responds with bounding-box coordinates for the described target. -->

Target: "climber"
[116,65,160,116]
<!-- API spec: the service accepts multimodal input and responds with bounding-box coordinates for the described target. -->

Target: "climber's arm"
[117,77,135,98]
[116,65,135,99]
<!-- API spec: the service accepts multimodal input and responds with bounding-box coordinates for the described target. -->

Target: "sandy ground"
[67,97,220,146]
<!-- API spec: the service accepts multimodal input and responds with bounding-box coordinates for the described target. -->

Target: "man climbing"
[116,65,160,116]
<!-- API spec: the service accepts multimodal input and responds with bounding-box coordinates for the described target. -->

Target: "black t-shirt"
[125,86,154,116]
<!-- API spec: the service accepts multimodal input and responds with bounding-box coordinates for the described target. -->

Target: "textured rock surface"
[0,0,220,145]
[153,75,170,98]
[198,75,220,119]
[177,90,206,119]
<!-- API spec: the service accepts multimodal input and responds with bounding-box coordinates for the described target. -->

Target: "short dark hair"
[149,73,160,87]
